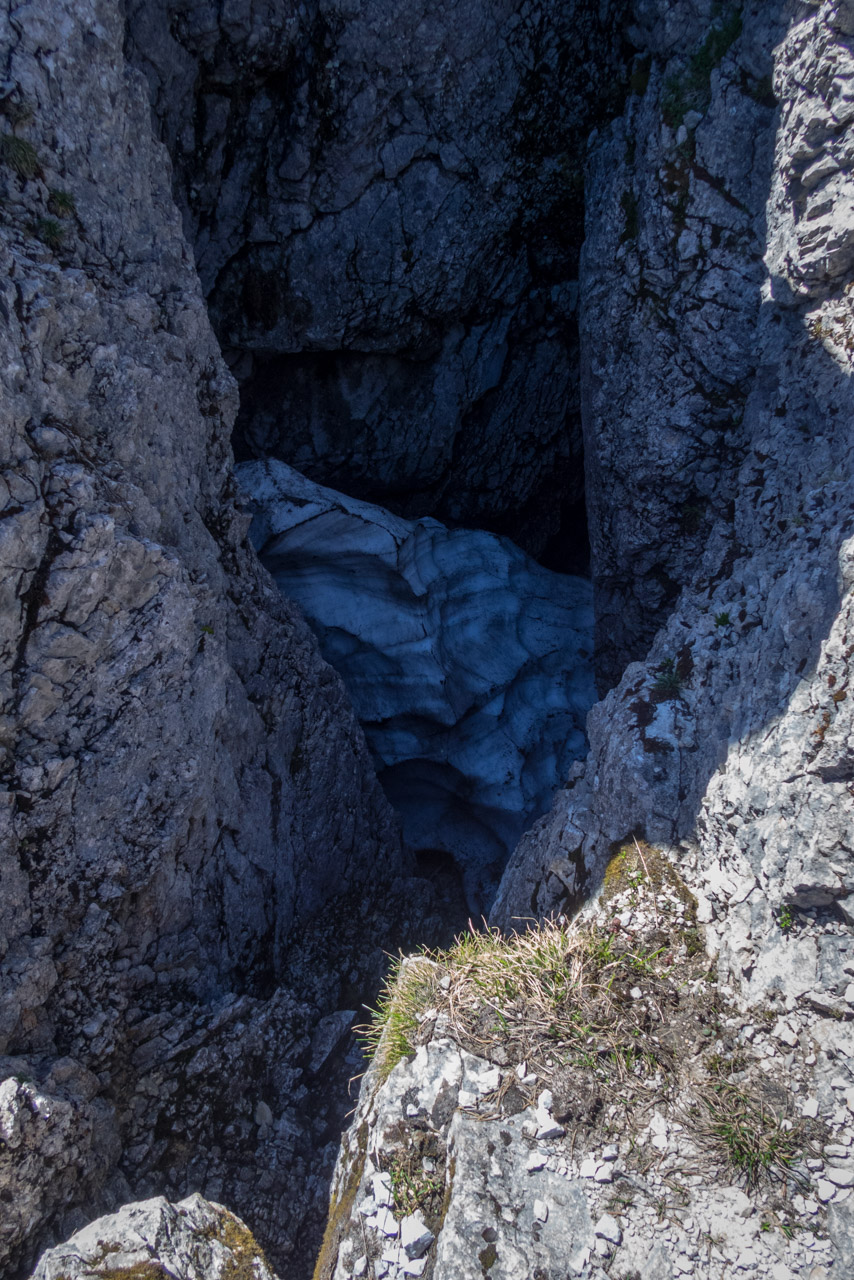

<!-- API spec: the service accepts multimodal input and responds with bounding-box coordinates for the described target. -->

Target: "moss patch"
[92,1264,171,1280]
[312,1121,369,1280]
[661,7,743,127]
[602,837,697,918]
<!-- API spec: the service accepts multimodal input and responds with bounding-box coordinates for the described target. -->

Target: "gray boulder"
[28,1193,280,1280]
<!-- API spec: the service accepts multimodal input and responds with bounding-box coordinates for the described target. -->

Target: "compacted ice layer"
[238,459,595,909]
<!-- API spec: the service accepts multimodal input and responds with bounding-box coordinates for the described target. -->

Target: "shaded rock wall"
[582,0,782,688]
[493,0,854,1007]
[125,0,627,554]
[0,0,416,1273]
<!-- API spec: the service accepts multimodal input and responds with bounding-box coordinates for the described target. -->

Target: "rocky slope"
[495,0,854,1001]
[321,1,854,1277]
[5,0,854,1278]
[317,858,854,1280]
[0,0,432,1274]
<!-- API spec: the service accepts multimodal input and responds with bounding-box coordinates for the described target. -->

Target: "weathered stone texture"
[28,1193,281,1280]
[126,0,627,553]
[0,0,409,1272]
[581,0,785,689]
[493,0,854,1009]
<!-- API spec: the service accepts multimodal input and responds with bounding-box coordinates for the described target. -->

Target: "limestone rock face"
[28,1193,281,1280]
[0,1073,119,1273]
[0,0,411,1272]
[493,0,854,1008]
[580,0,785,689]
[317,911,851,1280]
[125,0,626,552]
[239,459,594,908]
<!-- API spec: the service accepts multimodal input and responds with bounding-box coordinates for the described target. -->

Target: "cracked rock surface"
[493,0,854,1021]
[28,1193,281,1280]
[0,0,426,1274]
[317,856,853,1279]
[125,0,626,553]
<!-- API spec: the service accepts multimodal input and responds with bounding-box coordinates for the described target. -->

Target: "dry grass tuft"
[685,1081,811,1190]
[0,132,39,178]
[360,919,682,1097]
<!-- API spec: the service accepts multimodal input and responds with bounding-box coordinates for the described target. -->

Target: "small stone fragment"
[373,1171,394,1207]
[400,1212,435,1259]
[526,1151,547,1172]
[375,1207,400,1236]
[594,1213,622,1245]
[773,1018,798,1047]
[824,1164,854,1187]
[254,1100,273,1126]
[533,1199,549,1222]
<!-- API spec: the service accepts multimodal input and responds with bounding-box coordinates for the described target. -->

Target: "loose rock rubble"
[318,845,854,1279]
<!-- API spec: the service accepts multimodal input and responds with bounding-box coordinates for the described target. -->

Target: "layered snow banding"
[239,459,595,907]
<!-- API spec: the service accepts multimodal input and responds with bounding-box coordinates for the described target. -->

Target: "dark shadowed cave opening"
[124,0,637,914]
[229,343,593,577]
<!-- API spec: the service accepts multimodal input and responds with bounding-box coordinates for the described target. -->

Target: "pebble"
[526,1152,547,1172]
[374,1209,399,1237]
[373,1172,393,1206]
[254,1100,273,1126]
[774,1019,799,1047]
[536,1117,565,1140]
[533,1199,549,1222]
[594,1214,622,1245]
[400,1213,434,1259]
